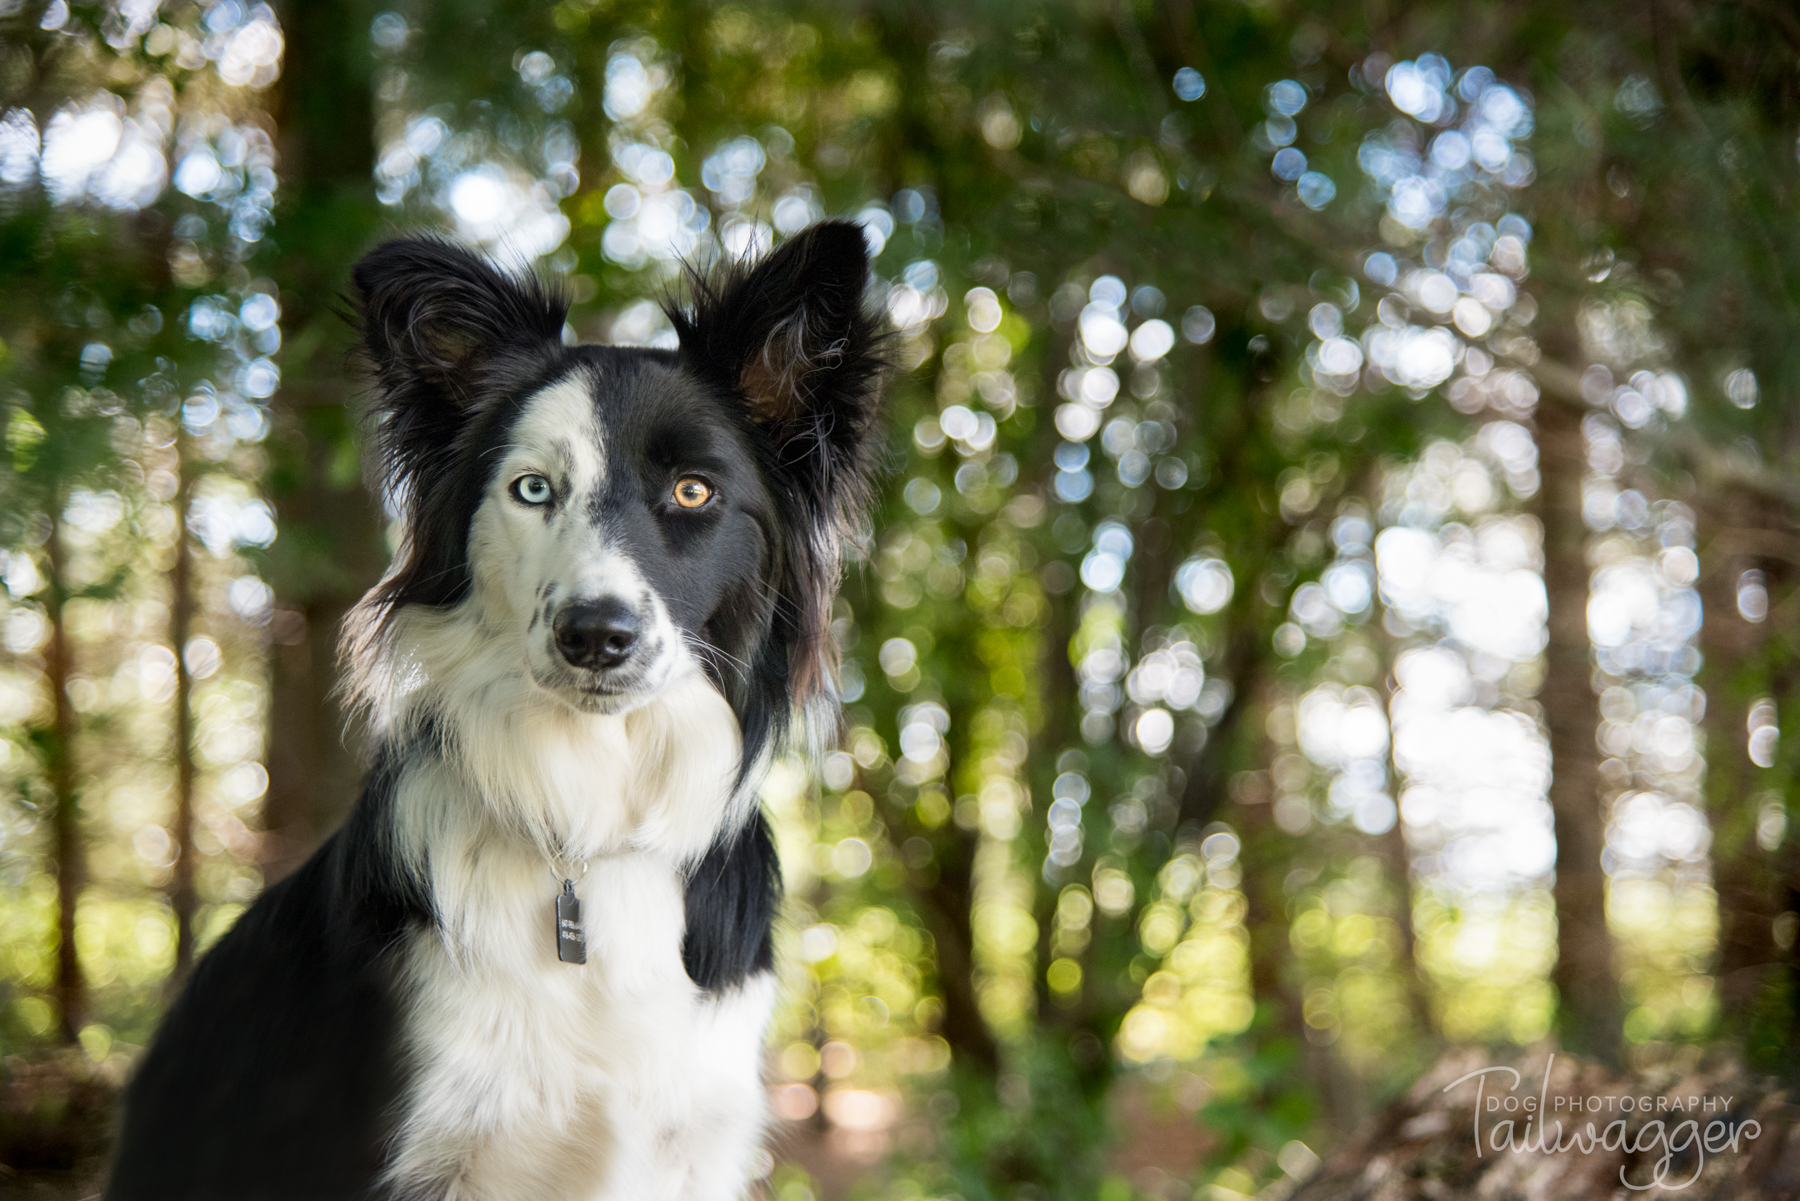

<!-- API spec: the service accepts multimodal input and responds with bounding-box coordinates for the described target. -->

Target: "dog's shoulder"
[107,766,429,1201]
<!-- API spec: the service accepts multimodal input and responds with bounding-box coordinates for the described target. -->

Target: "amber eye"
[672,477,713,509]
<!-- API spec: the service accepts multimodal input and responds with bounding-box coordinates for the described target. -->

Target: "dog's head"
[347,222,884,763]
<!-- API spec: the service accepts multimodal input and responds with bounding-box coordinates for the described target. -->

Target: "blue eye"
[512,474,553,506]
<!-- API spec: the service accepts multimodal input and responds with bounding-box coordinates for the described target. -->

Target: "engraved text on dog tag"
[556,879,587,964]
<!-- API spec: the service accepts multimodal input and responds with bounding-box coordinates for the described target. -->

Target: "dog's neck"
[362,601,749,875]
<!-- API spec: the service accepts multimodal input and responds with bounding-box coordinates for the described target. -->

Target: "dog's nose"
[553,599,643,670]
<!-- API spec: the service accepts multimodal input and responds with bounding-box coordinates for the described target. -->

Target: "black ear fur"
[352,238,569,483]
[354,237,568,395]
[667,220,884,498]
[666,220,888,701]
[350,238,570,618]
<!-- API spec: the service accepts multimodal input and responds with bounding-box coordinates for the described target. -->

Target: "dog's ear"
[668,220,888,708]
[668,220,885,498]
[347,238,569,623]
[352,237,568,412]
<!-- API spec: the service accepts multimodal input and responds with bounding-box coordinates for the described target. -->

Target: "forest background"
[0,0,1796,1197]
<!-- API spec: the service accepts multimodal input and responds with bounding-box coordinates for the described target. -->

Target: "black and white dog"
[107,220,885,1200]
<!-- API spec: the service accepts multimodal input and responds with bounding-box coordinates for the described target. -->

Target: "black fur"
[107,222,886,1197]
[681,813,782,989]
[108,752,426,1200]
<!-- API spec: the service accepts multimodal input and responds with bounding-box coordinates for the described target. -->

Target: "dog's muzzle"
[552,597,644,671]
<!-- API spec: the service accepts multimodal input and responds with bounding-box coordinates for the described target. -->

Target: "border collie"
[106,220,885,1200]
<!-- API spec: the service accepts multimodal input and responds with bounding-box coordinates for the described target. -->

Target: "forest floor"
[0,1044,1793,1199]
[1285,1046,1799,1201]
[0,1049,115,1200]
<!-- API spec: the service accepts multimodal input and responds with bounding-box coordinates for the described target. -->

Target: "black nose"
[552,599,643,670]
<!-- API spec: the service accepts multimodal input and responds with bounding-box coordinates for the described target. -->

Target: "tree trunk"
[914,824,1001,1074]
[1029,569,1080,1027]
[1695,490,1779,1012]
[1376,814,1431,1031]
[1176,622,1256,831]
[855,692,998,1074]
[1237,767,1323,1118]
[1171,513,1314,1089]
[1366,592,1434,1036]
[260,0,387,879]
[1214,658,1319,1121]
[168,442,200,984]
[1535,394,1620,1060]
[41,509,83,1044]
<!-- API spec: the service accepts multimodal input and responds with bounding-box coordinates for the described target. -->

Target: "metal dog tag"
[556,879,587,964]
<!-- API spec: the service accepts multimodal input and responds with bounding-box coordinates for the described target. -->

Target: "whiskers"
[683,633,751,686]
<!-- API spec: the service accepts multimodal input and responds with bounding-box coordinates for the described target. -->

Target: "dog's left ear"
[669,220,887,707]
[668,220,885,506]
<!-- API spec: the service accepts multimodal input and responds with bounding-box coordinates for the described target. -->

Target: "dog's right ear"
[352,237,568,414]
[348,239,569,622]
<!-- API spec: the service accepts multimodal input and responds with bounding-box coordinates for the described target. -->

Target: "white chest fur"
[379,675,775,1201]
[384,862,775,1201]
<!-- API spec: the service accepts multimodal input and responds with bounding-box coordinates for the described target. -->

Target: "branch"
[1527,352,1800,511]
[1727,0,1800,61]
[1700,525,1800,567]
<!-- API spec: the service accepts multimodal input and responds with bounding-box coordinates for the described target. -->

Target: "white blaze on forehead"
[568,546,651,603]
[505,371,603,495]
[460,362,695,712]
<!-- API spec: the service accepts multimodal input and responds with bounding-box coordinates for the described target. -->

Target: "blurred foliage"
[0,0,1798,1196]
